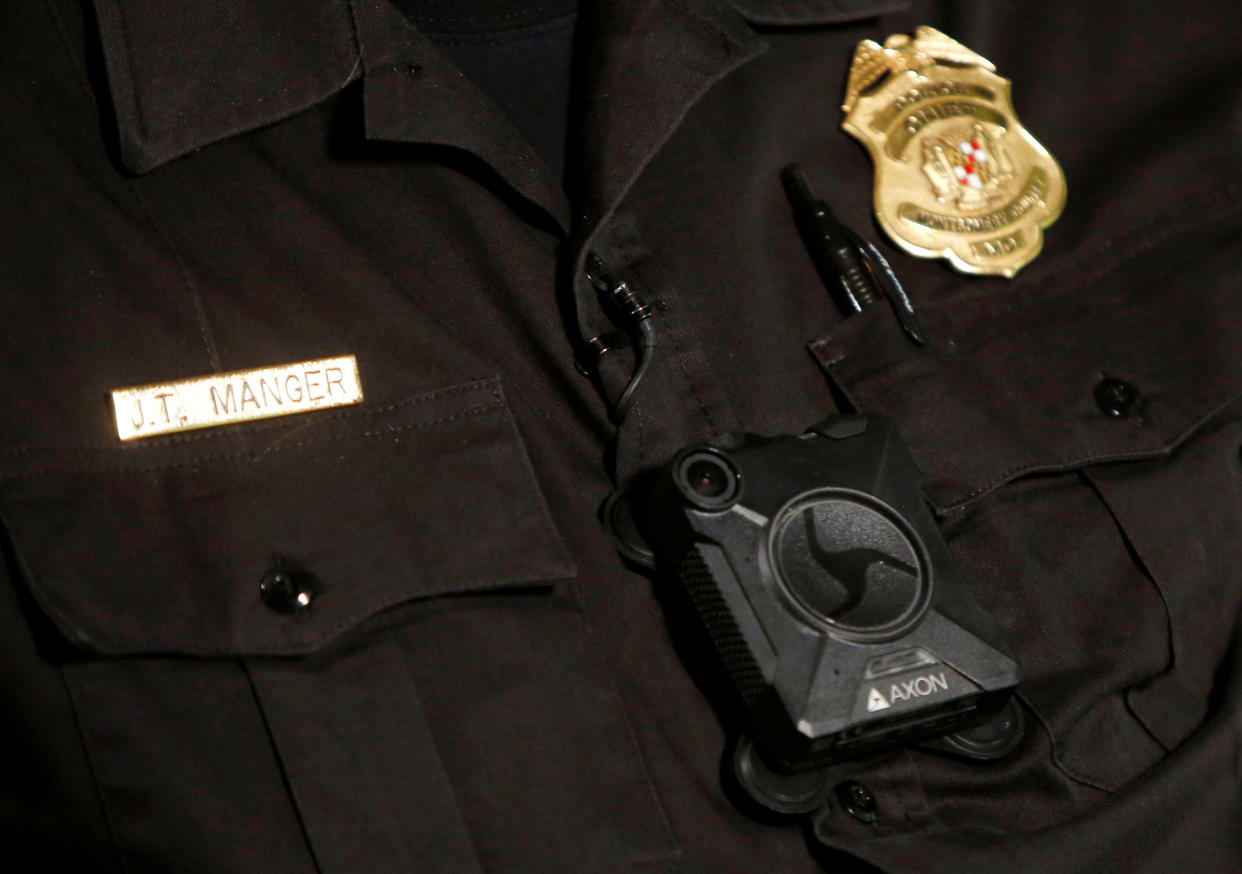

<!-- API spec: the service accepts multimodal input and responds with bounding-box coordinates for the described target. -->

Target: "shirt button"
[260,562,317,614]
[835,780,878,823]
[1094,377,1141,418]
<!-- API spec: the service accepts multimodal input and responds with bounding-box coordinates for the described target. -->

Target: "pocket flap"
[0,376,575,656]
[810,200,1242,511]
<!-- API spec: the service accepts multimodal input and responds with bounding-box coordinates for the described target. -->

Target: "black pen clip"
[782,165,925,346]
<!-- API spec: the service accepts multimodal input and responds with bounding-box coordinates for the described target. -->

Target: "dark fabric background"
[1,0,1240,871]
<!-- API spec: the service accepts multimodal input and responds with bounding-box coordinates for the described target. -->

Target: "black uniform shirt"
[2,1,1241,872]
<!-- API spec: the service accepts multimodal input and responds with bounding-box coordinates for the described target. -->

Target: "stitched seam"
[339,0,365,90]
[0,377,496,457]
[815,195,1242,509]
[239,660,324,872]
[387,630,488,873]
[107,0,354,142]
[553,551,684,871]
[20,0,221,372]
[103,0,147,140]
[926,389,1242,511]
[674,307,722,437]
[128,56,354,130]
[631,258,725,438]
[572,596,685,870]
[58,664,135,874]
[89,567,567,658]
[662,0,743,48]
[1079,469,1177,754]
[40,0,94,100]
[924,188,1241,320]
[409,2,573,25]
[421,10,576,43]
[0,65,132,226]
[248,114,521,412]
[124,183,222,371]
[580,1,760,250]
[1014,690,1118,794]
[503,381,681,861]
[977,194,1241,323]
[6,401,505,479]
[108,0,228,373]
[489,381,575,575]
[429,21,577,48]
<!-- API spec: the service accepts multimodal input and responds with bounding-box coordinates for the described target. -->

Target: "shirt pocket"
[0,375,677,873]
[807,200,1242,792]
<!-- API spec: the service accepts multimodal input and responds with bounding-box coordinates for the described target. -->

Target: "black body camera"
[608,413,1020,814]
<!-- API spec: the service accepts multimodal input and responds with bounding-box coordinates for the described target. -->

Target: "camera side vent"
[678,545,767,705]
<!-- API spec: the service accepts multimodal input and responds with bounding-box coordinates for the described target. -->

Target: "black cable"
[612,318,656,424]
[585,252,660,425]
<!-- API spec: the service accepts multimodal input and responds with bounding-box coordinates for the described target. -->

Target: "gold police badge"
[842,27,1066,277]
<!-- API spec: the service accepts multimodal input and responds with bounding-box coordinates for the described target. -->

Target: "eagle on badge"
[842,27,993,114]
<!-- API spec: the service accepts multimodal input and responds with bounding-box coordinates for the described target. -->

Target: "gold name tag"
[111,355,364,441]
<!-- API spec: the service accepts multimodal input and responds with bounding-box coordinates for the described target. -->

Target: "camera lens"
[687,460,728,497]
[675,451,740,510]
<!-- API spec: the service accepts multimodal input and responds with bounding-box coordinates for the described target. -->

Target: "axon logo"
[866,672,950,712]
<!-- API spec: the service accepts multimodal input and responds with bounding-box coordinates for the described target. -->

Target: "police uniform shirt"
[1,0,1241,872]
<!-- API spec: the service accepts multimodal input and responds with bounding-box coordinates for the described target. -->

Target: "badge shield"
[842,28,1067,277]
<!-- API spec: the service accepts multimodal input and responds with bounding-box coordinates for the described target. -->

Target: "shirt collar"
[729,0,910,26]
[92,0,361,173]
[91,0,907,174]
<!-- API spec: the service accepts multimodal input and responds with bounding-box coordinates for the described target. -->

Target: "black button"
[1095,377,1141,418]
[584,251,610,290]
[260,563,317,614]
[835,780,878,823]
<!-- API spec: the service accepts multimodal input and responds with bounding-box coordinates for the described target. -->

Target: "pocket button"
[1095,378,1142,418]
[836,780,878,823]
[260,563,317,614]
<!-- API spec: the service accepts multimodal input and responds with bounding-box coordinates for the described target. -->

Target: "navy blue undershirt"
[394,0,579,181]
